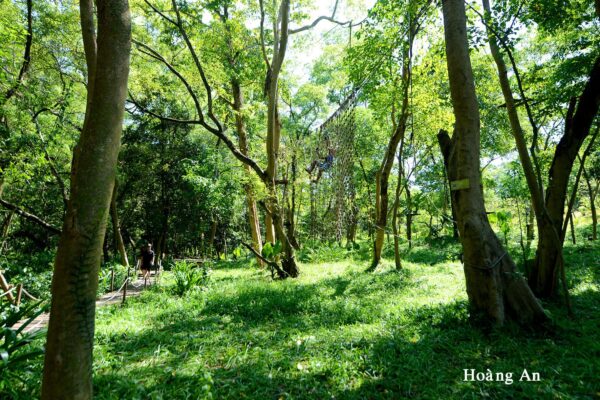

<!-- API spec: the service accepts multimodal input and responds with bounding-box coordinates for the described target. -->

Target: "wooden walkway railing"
[0,270,38,306]
[10,269,160,334]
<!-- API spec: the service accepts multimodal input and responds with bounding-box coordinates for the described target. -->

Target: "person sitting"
[138,243,155,281]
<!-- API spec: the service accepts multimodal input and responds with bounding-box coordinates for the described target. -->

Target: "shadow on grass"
[95,294,600,399]
[92,243,600,400]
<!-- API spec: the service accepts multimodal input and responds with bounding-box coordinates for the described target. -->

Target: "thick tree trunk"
[110,182,129,267]
[442,162,460,238]
[42,1,131,399]
[231,79,263,263]
[440,0,546,325]
[529,56,600,298]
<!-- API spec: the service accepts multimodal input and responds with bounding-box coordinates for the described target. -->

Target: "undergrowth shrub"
[172,261,211,296]
[0,251,55,300]
[0,301,47,399]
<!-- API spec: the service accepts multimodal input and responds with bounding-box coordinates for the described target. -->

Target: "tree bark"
[110,182,129,267]
[287,154,300,249]
[208,218,218,257]
[582,166,597,240]
[481,0,545,228]
[370,18,414,270]
[440,0,546,325]
[0,210,15,255]
[392,152,403,270]
[262,0,299,277]
[265,214,276,244]
[230,62,263,265]
[569,211,576,244]
[41,1,131,398]
[529,56,600,298]
[405,182,413,249]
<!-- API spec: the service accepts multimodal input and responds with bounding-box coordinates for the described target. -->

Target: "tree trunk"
[569,212,576,244]
[110,182,129,267]
[582,166,597,240]
[42,1,131,398]
[208,218,218,257]
[372,171,384,267]
[231,79,263,263]
[481,0,545,228]
[262,0,298,277]
[526,200,535,242]
[405,182,413,249]
[370,22,414,270]
[440,0,546,326]
[287,154,300,249]
[0,210,15,255]
[392,153,403,270]
[265,214,276,244]
[529,56,600,298]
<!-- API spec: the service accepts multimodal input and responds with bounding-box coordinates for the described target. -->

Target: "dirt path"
[15,273,159,334]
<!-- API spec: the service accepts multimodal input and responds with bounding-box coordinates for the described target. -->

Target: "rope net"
[307,91,358,244]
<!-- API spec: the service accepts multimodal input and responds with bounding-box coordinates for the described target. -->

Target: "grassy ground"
[79,240,600,400]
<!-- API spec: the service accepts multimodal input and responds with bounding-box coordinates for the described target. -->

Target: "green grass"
[78,241,600,400]
[9,238,599,399]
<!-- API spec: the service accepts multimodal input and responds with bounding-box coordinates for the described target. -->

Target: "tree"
[529,57,600,297]
[41,0,131,398]
[369,2,417,270]
[479,0,600,299]
[438,0,546,325]
[133,0,347,278]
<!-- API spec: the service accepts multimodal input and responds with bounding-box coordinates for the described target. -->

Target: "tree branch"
[170,0,223,132]
[126,95,202,125]
[241,241,288,279]
[258,0,271,69]
[0,198,61,235]
[4,0,32,101]
[289,0,349,34]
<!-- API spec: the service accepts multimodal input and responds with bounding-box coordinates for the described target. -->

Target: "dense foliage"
[0,0,598,398]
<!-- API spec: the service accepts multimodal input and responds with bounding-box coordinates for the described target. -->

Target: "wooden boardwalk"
[14,273,159,334]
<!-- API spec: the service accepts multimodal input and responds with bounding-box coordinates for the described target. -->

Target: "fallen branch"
[241,241,288,279]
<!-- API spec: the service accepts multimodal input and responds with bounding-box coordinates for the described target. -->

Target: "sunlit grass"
[83,240,600,399]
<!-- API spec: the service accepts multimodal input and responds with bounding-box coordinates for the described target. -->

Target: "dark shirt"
[141,249,154,269]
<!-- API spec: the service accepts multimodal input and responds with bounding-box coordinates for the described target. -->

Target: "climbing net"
[308,91,358,243]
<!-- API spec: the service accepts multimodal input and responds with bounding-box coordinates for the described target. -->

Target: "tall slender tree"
[41,0,131,398]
